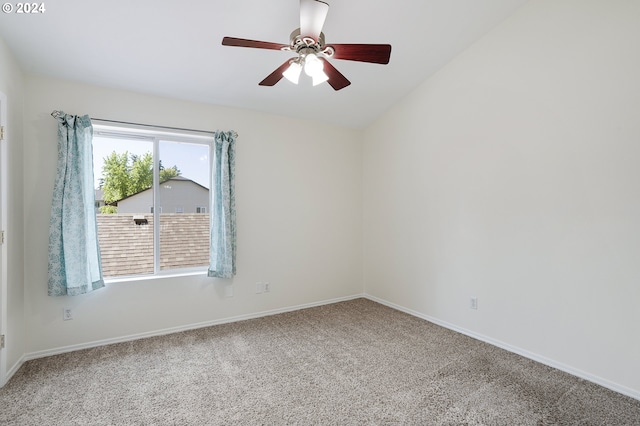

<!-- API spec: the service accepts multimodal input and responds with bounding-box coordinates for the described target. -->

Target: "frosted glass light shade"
[304,54,323,77]
[312,71,329,86]
[283,62,302,84]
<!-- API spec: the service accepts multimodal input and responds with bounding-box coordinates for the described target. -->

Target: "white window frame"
[93,122,214,280]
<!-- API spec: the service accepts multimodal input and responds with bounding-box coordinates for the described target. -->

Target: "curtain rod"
[50,110,238,138]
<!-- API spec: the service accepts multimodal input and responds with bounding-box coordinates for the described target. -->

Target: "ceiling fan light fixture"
[222,0,391,90]
[303,53,323,77]
[312,70,329,86]
[283,60,303,84]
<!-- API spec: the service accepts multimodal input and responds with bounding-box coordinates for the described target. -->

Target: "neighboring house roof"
[97,213,210,278]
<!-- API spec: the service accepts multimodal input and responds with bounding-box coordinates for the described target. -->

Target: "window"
[92,124,212,279]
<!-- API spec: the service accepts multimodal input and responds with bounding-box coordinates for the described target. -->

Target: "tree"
[99,151,181,213]
[159,161,181,183]
[129,153,154,194]
[101,151,131,206]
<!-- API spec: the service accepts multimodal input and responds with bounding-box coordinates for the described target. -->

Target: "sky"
[92,136,210,190]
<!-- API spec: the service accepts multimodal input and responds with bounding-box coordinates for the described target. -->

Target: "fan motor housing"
[289,28,324,51]
[286,28,335,58]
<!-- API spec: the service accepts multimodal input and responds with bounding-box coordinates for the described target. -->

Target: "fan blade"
[222,37,287,51]
[329,44,392,64]
[259,59,296,87]
[320,58,351,91]
[300,0,329,41]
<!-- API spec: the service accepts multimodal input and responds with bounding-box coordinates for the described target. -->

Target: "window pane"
[93,136,155,278]
[158,140,210,271]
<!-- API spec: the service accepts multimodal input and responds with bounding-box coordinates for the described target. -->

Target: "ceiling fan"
[222,0,391,91]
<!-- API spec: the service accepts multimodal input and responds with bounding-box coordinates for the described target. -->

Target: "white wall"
[363,0,640,397]
[0,36,25,382]
[23,76,363,355]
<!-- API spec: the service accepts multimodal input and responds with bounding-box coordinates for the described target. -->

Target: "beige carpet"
[1,298,639,425]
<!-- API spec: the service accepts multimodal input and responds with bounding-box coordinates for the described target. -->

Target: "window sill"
[105,268,207,285]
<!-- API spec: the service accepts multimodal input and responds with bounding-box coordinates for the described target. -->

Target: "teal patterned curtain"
[48,112,104,296]
[208,131,237,278]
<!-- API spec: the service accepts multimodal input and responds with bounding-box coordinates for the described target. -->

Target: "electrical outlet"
[63,307,74,321]
[263,282,271,293]
[256,282,264,294]
[225,285,234,298]
[470,297,478,310]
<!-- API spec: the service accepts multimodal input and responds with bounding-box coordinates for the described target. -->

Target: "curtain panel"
[208,131,237,279]
[48,112,105,296]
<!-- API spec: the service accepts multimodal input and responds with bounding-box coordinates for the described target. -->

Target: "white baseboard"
[2,354,25,387]
[364,294,640,402]
[24,294,365,362]
[18,292,640,402]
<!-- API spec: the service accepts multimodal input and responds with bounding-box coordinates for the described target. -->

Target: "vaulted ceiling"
[0,0,528,128]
